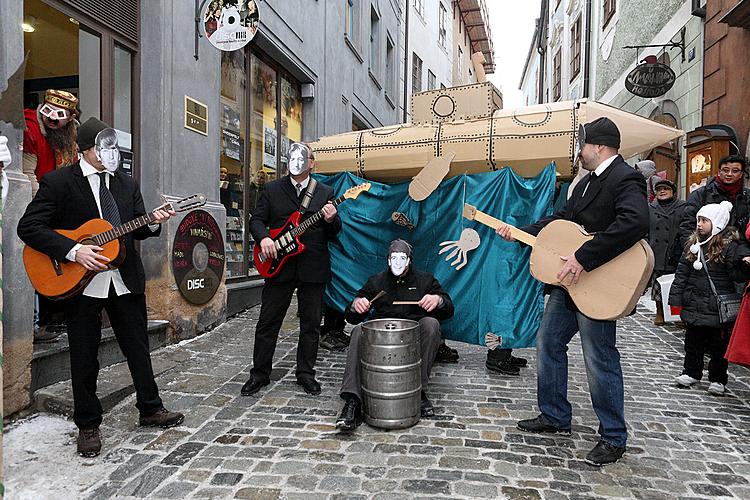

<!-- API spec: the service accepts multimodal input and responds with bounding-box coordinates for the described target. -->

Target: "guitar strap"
[299,177,317,214]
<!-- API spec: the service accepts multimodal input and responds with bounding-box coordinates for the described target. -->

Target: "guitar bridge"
[51,257,63,276]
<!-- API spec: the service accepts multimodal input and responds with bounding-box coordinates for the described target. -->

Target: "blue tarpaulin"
[316,164,555,348]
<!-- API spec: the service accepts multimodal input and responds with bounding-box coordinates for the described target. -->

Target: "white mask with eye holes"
[388,252,410,277]
[288,142,311,176]
[94,128,121,173]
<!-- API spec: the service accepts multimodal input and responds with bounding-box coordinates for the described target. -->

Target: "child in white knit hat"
[668,201,750,395]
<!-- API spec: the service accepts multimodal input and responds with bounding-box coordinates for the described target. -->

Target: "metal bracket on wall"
[623,26,686,63]
[194,0,210,61]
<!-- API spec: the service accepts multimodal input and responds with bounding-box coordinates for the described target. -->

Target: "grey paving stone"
[401,479,451,495]
[161,442,206,466]
[119,466,178,497]
[318,475,361,492]
[151,481,199,498]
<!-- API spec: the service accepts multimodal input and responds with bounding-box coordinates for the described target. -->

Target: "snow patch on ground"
[4,414,120,499]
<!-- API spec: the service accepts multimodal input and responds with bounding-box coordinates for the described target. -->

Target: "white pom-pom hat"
[690,201,734,270]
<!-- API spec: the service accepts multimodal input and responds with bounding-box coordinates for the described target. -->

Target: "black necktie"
[98,172,121,226]
[582,172,597,198]
[296,182,303,197]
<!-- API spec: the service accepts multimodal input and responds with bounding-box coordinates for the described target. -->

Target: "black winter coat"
[668,231,750,328]
[345,267,454,324]
[679,177,750,248]
[648,198,686,273]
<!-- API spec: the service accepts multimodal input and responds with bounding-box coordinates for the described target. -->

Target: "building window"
[412,53,423,94]
[415,0,424,18]
[369,6,380,74]
[385,34,395,97]
[457,45,463,83]
[427,70,436,90]
[438,3,447,48]
[603,0,616,29]
[346,0,355,38]
[570,15,581,79]
[553,48,561,101]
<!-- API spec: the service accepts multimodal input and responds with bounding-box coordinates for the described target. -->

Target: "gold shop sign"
[184,95,208,136]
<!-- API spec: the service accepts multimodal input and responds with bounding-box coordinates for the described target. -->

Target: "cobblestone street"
[7,300,750,499]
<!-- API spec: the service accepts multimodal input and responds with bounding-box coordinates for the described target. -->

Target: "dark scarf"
[657,197,675,208]
[715,176,743,202]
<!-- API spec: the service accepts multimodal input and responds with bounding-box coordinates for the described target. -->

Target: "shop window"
[220,50,248,278]
[279,75,303,175]
[78,29,101,122]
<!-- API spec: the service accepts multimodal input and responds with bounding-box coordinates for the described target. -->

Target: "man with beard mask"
[18,117,184,457]
[496,117,649,466]
[23,89,80,196]
[241,142,341,397]
[335,239,454,431]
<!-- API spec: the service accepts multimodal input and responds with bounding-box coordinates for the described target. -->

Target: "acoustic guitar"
[463,203,654,320]
[254,183,371,278]
[23,194,207,300]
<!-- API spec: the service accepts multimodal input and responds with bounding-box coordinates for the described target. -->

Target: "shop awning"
[455,0,495,74]
[719,0,750,29]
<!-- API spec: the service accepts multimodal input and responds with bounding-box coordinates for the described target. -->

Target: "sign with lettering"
[625,62,676,98]
[172,209,225,305]
[202,0,259,52]
[184,96,208,136]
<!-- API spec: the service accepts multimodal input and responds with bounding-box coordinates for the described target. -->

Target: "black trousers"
[251,279,325,382]
[65,288,163,429]
[322,305,347,335]
[683,324,731,385]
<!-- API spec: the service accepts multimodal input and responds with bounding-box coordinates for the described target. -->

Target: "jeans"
[535,288,627,447]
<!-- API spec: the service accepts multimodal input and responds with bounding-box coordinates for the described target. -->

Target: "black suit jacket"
[521,155,649,272]
[17,162,160,294]
[249,175,342,283]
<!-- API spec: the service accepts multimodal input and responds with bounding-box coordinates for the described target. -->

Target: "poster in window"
[203,0,260,52]
[222,103,241,131]
[263,126,277,169]
[222,128,242,161]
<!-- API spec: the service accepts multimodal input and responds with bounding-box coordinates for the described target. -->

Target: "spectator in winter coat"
[679,155,750,248]
[648,179,687,324]
[669,201,750,395]
[635,160,663,202]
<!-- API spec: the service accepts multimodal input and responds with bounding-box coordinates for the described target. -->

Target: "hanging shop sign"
[625,56,676,98]
[172,209,225,305]
[202,0,260,52]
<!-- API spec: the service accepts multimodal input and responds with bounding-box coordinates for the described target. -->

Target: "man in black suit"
[497,117,649,466]
[242,142,341,396]
[18,118,184,457]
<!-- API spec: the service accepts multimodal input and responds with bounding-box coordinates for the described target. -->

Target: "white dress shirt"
[291,175,310,196]
[65,158,131,298]
[581,154,617,197]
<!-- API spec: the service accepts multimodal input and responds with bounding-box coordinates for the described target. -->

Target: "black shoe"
[320,332,348,351]
[420,393,435,418]
[77,427,102,457]
[435,342,459,363]
[517,415,571,435]
[585,440,626,466]
[297,377,321,395]
[332,329,351,346]
[486,358,521,376]
[241,376,269,396]
[336,398,362,431]
[34,325,64,344]
[510,355,528,368]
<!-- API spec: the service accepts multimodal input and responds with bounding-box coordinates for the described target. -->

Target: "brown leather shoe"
[139,407,185,428]
[77,427,102,457]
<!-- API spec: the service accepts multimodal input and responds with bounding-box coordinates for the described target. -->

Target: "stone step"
[31,320,170,393]
[33,334,193,418]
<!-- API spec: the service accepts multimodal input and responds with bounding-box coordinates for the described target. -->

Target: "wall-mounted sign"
[172,209,225,305]
[625,58,676,98]
[202,0,259,52]
[185,95,208,136]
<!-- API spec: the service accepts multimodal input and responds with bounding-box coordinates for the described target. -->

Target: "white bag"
[656,274,681,322]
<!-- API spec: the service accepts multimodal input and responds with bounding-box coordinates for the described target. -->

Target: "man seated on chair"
[336,239,454,431]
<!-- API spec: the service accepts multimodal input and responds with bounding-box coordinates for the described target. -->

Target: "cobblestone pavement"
[10,300,750,499]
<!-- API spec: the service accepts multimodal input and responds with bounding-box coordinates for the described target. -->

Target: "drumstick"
[369,290,386,303]
[393,301,421,305]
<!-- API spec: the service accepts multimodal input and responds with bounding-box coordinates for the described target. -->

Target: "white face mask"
[388,252,410,276]
[0,136,11,165]
[289,149,309,176]
[97,147,120,173]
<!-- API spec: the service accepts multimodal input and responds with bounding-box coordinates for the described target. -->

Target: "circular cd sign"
[172,209,225,305]
[202,0,260,52]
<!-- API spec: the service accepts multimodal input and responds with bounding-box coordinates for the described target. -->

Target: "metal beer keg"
[360,318,421,429]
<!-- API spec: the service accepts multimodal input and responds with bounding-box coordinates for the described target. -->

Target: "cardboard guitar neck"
[462,204,537,246]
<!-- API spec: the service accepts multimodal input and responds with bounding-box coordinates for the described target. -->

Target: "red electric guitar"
[253,183,371,278]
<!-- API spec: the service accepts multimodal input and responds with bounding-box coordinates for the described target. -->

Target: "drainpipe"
[537,0,548,103]
[402,0,410,122]
[583,0,592,98]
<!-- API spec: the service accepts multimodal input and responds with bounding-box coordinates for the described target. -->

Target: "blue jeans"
[535,288,627,447]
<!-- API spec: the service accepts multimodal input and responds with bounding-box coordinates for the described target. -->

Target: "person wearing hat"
[23,89,80,196]
[496,117,649,466]
[668,201,750,395]
[679,155,750,249]
[18,117,184,457]
[634,159,663,203]
[335,239,454,431]
[648,178,686,325]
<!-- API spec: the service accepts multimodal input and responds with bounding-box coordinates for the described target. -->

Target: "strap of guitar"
[299,177,317,214]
